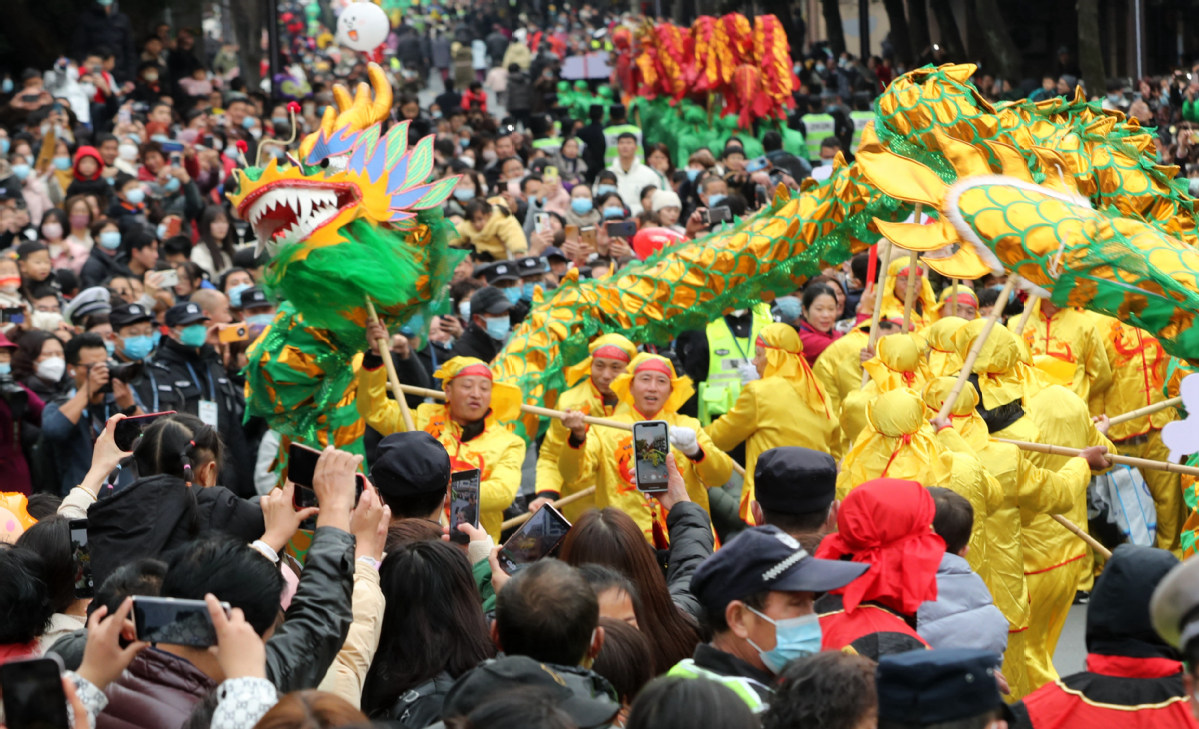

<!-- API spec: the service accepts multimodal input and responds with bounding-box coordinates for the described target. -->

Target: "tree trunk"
[229,0,265,89]
[1077,0,1104,99]
[907,0,931,65]
[762,0,805,60]
[928,0,965,61]
[880,0,912,66]
[820,0,846,56]
[971,0,1021,84]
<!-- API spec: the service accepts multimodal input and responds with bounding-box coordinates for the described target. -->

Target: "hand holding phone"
[77,597,148,691]
[218,322,249,343]
[69,519,94,598]
[497,504,572,574]
[205,594,267,680]
[1,656,69,729]
[632,420,671,493]
[288,443,364,516]
[133,596,229,647]
[113,410,176,451]
[605,220,637,238]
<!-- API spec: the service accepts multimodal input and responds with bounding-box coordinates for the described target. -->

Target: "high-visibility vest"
[800,113,835,163]
[850,110,874,154]
[698,304,773,425]
[602,123,642,166]
[666,659,771,713]
[531,137,563,154]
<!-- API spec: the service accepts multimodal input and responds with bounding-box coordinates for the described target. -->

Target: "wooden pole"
[1050,514,1112,559]
[901,250,919,332]
[365,299,415,432]
[993,438,1199,478]
[1108,396,1183,426]
[1012,295,1038,335]
[399,383,748,476]
[935,278,1017,421]
[948,279,959,318]
[502,487,597,530]
[862,240,898,387]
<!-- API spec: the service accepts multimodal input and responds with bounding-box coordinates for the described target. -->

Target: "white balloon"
[336,2,390,52]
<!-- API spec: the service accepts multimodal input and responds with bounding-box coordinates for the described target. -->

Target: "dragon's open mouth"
[240,182,358,246]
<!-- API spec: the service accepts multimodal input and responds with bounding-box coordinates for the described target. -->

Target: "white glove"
[668,425,701,457]
[737,360,760,384]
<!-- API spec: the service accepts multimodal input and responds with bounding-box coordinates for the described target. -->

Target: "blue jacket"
[917,553,1009,656]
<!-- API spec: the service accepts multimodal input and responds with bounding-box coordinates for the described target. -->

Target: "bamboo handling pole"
[502,487,597,530]
[365,299,415,432]
[993,438,1199,478]
[948,279,959,318]
[934,277,1017,421]
[1108,396,1183,426]
[1049,513,1112,559]
[901,250,919,332]
[1012,294,1038,335]
[862,241,899,387]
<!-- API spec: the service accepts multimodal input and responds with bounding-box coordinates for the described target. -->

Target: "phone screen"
[288,443,364,507]
[1,307,24,324]
[1,656,68,729]
[133,596,228,647]
[708,205,733,225]
[69,519,93,599]
[632,420,671,493]
[605,220,636,238]
[497,504,572,574]
[113,411,177,452]
[449,469,481,545]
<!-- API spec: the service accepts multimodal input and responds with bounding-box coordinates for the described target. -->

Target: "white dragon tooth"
[298,190,312,222]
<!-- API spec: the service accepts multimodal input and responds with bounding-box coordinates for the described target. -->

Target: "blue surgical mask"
[164,177,181,193]
[0,363,10,376]
[99,231,122,249]
[815,63,826,74]
[458,301,470,319]
[121,334,154,360]
[124,188,145,205]
[150,134,170,144]
[522,282,537,301]
[686,167,702,182]
[104,340,116,356]
[706,193,726,207]
[458,138,469,148]
[247,313,274,330]
[10,163,31,181]
[156,223,169,240]
[53,156,71,171]
[0,79,11,95]
[271,116,288,127]
[180,323,208,347]
[596,184,617,196]
[774,295,801,323]
[745,607,823,674]
[242,116,257,130]
[502,286,523,305]
[602,206,623,219]
[228,283,251,308]
[453,188,475,202]
[484,314,510,341]
[570,198,593,215]
[152,330,162,347]
[0,139,8,156]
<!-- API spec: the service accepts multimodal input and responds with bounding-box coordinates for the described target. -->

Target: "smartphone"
[605,220,637,238]
[159,140,185,153]
[497,504,572,574]
[580,226,597,248]
[288,443,365,507]
[132,596,229,647]
[1,306,24,324]
[704,205,733,226]
[632,420,671,493]
[158,268,179,287]
[118,105,132,126]
[169,152,182,165]
[449,469,481,545]
[545,165,559,179]
[746,155,769,172]
[564,224,579,242]
[114,410,176,451]
[218,322,249,343]
[534,212,551,234]
[69,519,94,599]
[0,656,68,729]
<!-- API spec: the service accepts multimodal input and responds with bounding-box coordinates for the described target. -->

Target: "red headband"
[593,345,631,363]
[454,363,493,380]
[947,293,976,307]
[898,267,923,277]
[635,358,673,377]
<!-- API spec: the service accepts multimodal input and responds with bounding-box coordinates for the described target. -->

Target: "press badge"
[198,399,219,427]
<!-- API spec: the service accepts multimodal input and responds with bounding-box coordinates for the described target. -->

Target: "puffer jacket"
[98,647,216,729]
[916,553,1009,656]
[665,502,714,622]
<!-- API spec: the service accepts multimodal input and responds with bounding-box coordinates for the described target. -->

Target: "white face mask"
[37,356,66,382]
[32,311,63,332]
[118,143,139,161]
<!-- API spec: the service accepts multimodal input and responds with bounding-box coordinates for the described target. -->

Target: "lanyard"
[185,362,216,401]
[726,318,752,363]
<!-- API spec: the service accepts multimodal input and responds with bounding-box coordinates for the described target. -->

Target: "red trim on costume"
[1086,654,1185,679]
[1024,552,1086,575]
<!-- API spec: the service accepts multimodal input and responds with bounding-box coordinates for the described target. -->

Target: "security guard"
[679,303,773,426]
[602,104,643,168]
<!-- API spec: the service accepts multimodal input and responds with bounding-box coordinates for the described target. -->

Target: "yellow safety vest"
[698,304,773,425]
[801,113,835,163]
[849,111,873,154]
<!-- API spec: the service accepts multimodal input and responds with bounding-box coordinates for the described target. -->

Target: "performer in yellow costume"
[1010,299,1111,403]
[704,323,836,521]
[840,333,930,448]
[559,353,734,541]
[1088,314,1182,554]
[812,318,902,458]
[932,286,978,322]
[357,356,526,540]
[532,333,637,521]
[878,257,936,330]
[923,316,968,378]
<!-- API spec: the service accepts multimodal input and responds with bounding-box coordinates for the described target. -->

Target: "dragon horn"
[366,63,393,122]
[255,104,303,167]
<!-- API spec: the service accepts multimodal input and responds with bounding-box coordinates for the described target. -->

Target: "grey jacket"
[665,502,714,622]
[916,553,1009,656]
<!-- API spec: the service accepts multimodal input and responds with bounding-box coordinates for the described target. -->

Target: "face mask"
[118,143,139,161]
[706,193,726,207]
[502,286,523,305]
[37,356,66,382]
[0,363,10,377]
[79,83,96,98]
[482,149,498,163]
[11,164,31,181]
[228,283,253,308]
[453,188,475,202]
[247,313,274,330]
[121,334,154,360]
[0,80,11,95]
[124,188,145,205]
[242,117,258,130]
[484,314,510,341]
[32,311,63,332]
[152,330,162,347]
[271,116,288,127]
[745,608,823,674]
[602,207,623,220]
[224,145,240,160]
[458,301,470,319]
[104,340,116,356]
[144,72,159,83]
[99,231,122,250]
[249,128,262,140]
[163,177,181,193]
[156,223,169,240]
[0,139,7,156]
[686,167,702,182]
[53,156,71,171]
[815,63,826,73]
[819,158,833,168]
[522,282,537,301]
[42,223,63,241]
[774,295,801,322]
[97,0,114,6]
[458,138,470,148]
[70,213,90,229]
[0,276,19,293]
[596,184,617,196]
[570,198,593,215]
[180,324,208,347]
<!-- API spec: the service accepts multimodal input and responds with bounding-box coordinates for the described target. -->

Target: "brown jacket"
[98,648,216,729]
